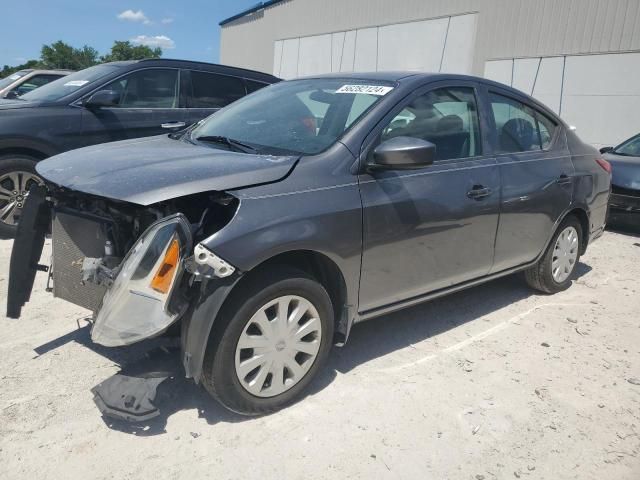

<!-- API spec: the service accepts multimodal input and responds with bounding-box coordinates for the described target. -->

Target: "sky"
[0,0,260,68]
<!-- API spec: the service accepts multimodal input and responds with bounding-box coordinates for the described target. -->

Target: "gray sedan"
[8,72,611,416]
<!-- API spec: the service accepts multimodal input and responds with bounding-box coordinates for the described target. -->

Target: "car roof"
[28,70,73,75]
[102,58,280,82]
[298,71,490,83]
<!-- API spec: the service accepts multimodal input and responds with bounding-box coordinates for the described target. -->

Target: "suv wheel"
[525,216,582,293]
[202,267,334,415]
[0,155,44,239]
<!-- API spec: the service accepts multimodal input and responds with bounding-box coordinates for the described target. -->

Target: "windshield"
[191,78,394,155]
[0,71,28,90]
[614,134,640,157]
[20,64,120,102]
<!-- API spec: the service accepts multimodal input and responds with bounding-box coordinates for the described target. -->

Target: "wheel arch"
[0,137,59,161]
[245,250,350,343]
[562,206,590,255]
[182,248,352,384]
[0,147,48,161]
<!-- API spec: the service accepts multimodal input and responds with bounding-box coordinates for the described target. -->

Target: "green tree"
[1,59,43,78]
[101,41,162,62]
[40,41,99,70]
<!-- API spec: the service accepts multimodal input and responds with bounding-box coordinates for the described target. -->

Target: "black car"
[0,59,279,238]
[8,73,611,416]
[601,133,640,228]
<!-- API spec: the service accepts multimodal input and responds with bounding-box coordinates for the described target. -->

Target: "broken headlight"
[91,214,192,347]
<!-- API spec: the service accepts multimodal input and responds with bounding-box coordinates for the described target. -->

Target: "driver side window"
[381,86,482,161]
[102,69,179,108]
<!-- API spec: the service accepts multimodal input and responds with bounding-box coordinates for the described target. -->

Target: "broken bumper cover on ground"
[91,214,193,347]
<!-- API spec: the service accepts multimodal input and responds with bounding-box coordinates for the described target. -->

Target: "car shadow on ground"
[32,265,593,436]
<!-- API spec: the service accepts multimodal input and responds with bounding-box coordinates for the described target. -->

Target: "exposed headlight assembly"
[91,214,192,347]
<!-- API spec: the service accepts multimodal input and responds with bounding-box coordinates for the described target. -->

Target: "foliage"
[1,59,44,78]
[40,41,100,70]
[1,40,163,78]
[100,41,162,62]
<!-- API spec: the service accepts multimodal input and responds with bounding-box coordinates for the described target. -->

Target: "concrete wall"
[220,0,640,145]
[221,0,640,75]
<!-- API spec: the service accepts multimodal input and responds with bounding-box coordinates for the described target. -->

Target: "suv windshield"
[613,134,640,157]
[20,64,120,102]
[191,78,394,155]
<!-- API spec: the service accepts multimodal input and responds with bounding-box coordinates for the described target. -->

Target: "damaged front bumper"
[7,188,238,349]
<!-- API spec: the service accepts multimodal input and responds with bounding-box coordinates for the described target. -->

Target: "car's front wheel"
[202,267,334,415]
[0,155,44,239]
[525,215,583,293]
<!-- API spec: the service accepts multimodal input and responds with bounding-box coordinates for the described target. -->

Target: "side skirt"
[356,261,536,323]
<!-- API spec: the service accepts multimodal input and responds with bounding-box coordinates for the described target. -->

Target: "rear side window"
[190,71,245,108]
[490,92,557,153]
[245,79,269,94]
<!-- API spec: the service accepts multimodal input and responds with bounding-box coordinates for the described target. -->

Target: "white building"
[219,0,640,147]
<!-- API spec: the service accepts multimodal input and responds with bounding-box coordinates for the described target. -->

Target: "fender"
[181,275,242,383]
[0,136,60,159]
[182,182,363,383]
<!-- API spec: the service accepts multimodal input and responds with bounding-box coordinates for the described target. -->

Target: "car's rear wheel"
[525,216,582,293]
[0,155,44,239]
[202,267,334,415]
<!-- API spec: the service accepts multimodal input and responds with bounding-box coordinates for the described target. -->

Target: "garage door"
[485,52,640,148]
[273,13,478,79]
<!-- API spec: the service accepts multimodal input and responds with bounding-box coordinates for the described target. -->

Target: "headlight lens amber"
[91,214,192,347]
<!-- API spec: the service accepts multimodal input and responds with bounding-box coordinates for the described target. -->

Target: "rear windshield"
[20,64,120,102]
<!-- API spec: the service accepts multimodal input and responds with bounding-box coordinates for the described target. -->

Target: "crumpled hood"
[37,135,298,205]
[604,152,640,191]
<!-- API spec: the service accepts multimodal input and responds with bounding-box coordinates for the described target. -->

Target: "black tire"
[0,154,42,239]
[202,267,334,415]
[525,215,583,294]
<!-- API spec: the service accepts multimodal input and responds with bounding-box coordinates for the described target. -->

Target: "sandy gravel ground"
[1,230,639,480]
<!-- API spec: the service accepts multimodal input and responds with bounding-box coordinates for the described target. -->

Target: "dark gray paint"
[27,72,610,383]
[36,135,298,205]
[604,151,640,191]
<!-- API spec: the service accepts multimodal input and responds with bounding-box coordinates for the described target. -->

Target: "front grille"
[52,210,111,312]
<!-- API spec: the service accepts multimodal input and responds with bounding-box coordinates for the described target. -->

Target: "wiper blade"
[194,135,257,153]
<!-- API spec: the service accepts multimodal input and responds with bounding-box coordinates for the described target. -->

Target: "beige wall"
[220,0,640,76]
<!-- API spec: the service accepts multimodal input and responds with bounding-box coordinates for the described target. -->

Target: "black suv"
[0,59,279,238]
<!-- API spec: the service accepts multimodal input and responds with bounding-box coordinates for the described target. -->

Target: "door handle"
[467,185,493,200]
[161,121,186,129]
[555,173,573,185]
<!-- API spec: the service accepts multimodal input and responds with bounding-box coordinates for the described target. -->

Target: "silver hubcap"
[552,226,579,283]
[0,170,44,226]
[235,295,322,398]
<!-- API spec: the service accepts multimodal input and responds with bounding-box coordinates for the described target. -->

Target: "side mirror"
[599,146,614,154]
[370,136,436,170]
[84,90,120,108]
[4,89,20,99]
